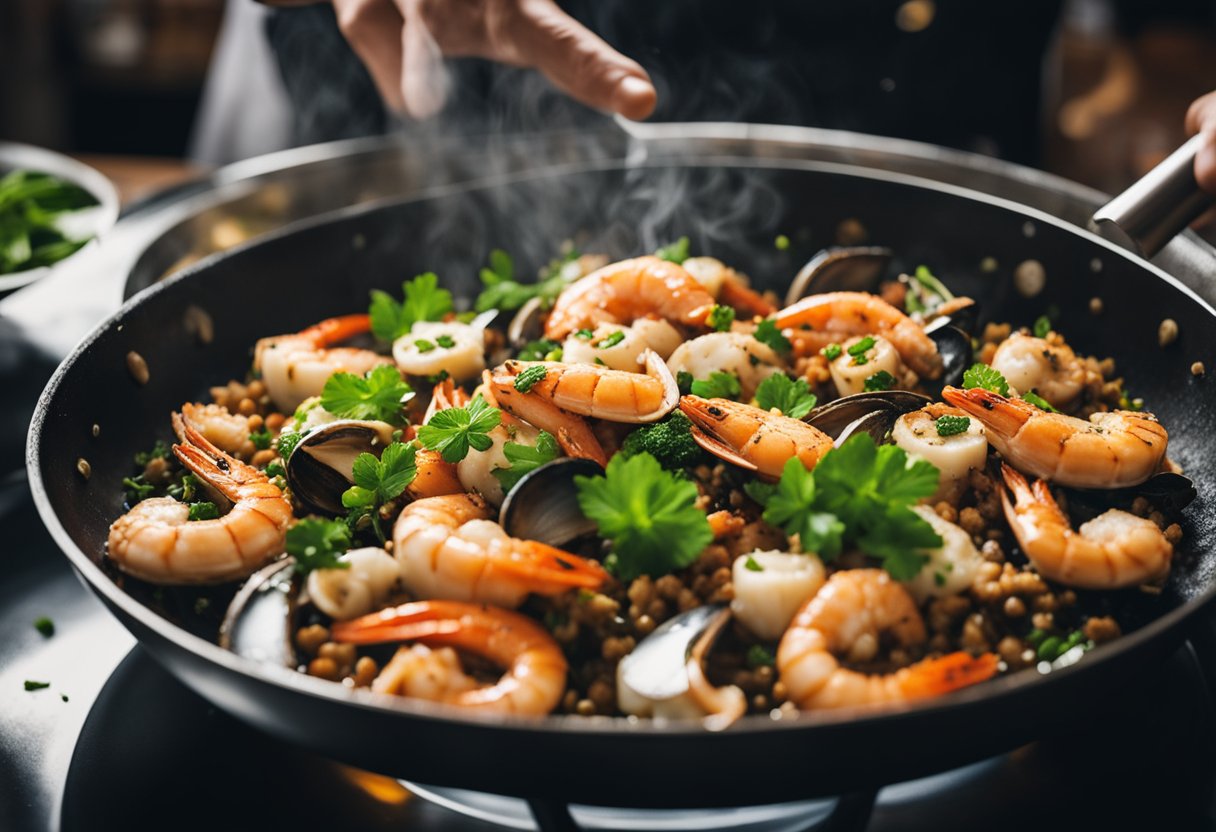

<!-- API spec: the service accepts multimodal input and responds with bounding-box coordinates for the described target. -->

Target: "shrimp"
[777,570,999,710]
[107,411,292,584]
[989,333,1086,410]
[1000,464,1172,589]
[179,402,252,456]
[491,350,678,424]
[482,369,608,468]
[679,395,834,480]
[942,386,1168,489]
[773,291,942,379]
[393,494,608,608]
[544,256,715,340]
[254,314,393,413]
[332,600,568,715]
[682,256,776,317]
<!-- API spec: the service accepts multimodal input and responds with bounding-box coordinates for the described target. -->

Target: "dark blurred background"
[1,0,1214,202]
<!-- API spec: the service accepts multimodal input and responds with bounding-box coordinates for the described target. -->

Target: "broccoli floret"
[619,411,705,470]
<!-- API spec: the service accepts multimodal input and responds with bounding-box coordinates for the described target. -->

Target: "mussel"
[285,419,396,514]
[805,390,932,446]
[923,317,973,393]
[1066,471,1198,517]
[499,457,603,548]
[219,558,297,667]
[784,246,894,305]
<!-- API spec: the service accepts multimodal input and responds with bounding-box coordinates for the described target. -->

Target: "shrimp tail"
[941,386,1033,438]
[300,313,372,347]
[497,540,610,591]
[171,409,266,499]
[718,277,776,317]
[899,652,1000,698]
[488,370,609,467]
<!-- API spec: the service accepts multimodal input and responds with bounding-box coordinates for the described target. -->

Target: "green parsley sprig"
[707,304,736,332]
[492,431,560,492]
[474,248,573,312]
[690,371,742,399]
[575,452,712,581]
[753,319,792,354]
[320,365,414,424]
[369,272,454,342]
[341,441,418,542]
[654,236,690,264]
[962,363,1009,396]
[744,434,941,579]
[417,394,502,463]
[286,517,352,575]
[754,373,817,419]
[1033,315,1052,339]
[1021,390,1058,412]
[934,414,971,436]
[863,370,895,391]
[517,338,563,362]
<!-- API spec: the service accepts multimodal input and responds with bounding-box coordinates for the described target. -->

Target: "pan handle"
[1092,133,1214,259]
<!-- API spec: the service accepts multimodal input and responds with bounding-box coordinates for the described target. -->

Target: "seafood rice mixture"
[108,243,1188,725]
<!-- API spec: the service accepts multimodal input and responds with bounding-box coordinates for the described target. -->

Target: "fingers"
[333,0,407,112]
[489,0,657,119]
[397,0,450,118]
[1186,91,1216,195]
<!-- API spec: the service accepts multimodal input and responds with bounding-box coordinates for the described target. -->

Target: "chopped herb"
[514,365,548,393]
[24,680,50,692]
[417,394,502,463]
[595,330,626,349]
[775,234,791,251]
[934,414,971,436]
[594,357,605,366]
[1022,390,1058,412]
[414,339,436,353]
[492,431,560,492]
[265,461,285,478]
[620,411,704,470]
[934,571,947,587]
[753,319,792,354]
[962,363,1010,396]
[166,473,199,502]
[187,502,220,521]
[369,272,454,341]
[61,694,69,702]
[754,373,817,419]
[341,441,419,541]
[744,555,764,572]
[574,329,594,340]
[575,452,712,581]
[746,645,776,668]
[134,440,171,467]
[122,476,155,504]
[320,365,413,424]
[822,343,843,361]
[436,334,456,349]
[33,617,54,637]
[708,304,736,332]
[248,429,272,451]
[676,371,694,395]
[904,265,955,314]
[193,597,211,614]
[286,518,352,575]
[1118,389,1144,412]
[518,338,563,361]
[655,236,690,264]
[276,431,303,461]
[474,248,570,312]
[690,371,742,399]
[848,336,876,365]
[1033,315,1052,339]
[863,370,896,392]
[744,434,941,579]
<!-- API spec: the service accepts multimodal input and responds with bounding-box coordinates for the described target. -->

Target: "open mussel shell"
[507,297,546,348]
[219,558,297,667]
[784,246,894,306]
[285,419,396,515]
[499,457,603,548]
[617,605,730,719]
[805,390,932,445]
[924,319,973,392]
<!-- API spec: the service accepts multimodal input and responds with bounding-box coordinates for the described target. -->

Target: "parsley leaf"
[286,518,352,575]
[962,363,1010,396]
[690,371,742,399]
[474,248,570,312]
[417,394,502,463]
[754,374,817,419]
[518,338,563,361]
[341,441,418,510]
[414,339,435,353]
[436,334,455,349]
[654,236,690,264]
[187,502,219,521]
[320,365,413,424]
[707,304,736,332]
[369,272,454,341]
[248,429,272,450]
[492,431,559,492]
[934,414,971,436]
[747,435,941,579]
[1033,315,1052,339]
[514,365,548,392]
[753,319,792,354]
[744,555,764,572]
[863,370,896,391]
[575,453,712,581]
[1022,390,1058,412]
[822,343,843,361]
[122,476,155,504]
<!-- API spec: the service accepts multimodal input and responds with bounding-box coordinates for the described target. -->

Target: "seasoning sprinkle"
[126,351,150,385]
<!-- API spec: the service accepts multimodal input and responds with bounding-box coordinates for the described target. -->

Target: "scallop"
[730,551,825,640]
[561,323,647,372]
[307,546,400,621]
[891,407,987,495]
[902,506,983,602]
[667,332,781,399]
[828,335,903,397]
[392,321,485,381]
[457,420,541,506]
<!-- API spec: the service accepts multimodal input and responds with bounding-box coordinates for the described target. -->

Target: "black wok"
[27,156,1216,809]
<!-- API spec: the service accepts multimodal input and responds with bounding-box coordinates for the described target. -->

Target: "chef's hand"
[1187,91,1216,195]
[274,0,657,120]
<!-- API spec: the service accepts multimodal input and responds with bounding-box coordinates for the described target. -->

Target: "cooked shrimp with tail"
[679,395,834,479]
[255,314,393,412]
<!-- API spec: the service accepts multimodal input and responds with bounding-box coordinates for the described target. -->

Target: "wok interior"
[38,159,1216,679]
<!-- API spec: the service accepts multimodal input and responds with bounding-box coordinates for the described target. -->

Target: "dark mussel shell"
[284,420,396,516]
[804,390,932,445]
[924,318,974,393]
[784,246,894,306]
[498,457,603,548]
[1065,471,1198,518]
[219,558,298,667]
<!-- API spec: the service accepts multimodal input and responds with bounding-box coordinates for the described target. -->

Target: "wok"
[27,153,1216,810]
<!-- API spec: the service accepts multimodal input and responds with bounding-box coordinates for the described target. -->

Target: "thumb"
[1187,92,1216,195]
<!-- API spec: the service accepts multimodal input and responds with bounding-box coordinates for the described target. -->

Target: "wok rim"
[26,154,1216,740]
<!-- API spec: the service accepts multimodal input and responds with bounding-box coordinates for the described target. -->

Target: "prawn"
[332,600,568,715]
[406,379,472,500]
[107,411,292,584]
[679,395,834,480]
[1000,464,1172,589]
[772,291,942,379]
[777,569,998,710]
[942,386,1168,489]
[254,314,393,413]
[178,402,252,456]
[483,369,609,468]
[393,494,608,609]
[544,256,715,340]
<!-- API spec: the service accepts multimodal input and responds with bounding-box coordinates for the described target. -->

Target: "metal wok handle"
[1092,133,1214,258]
